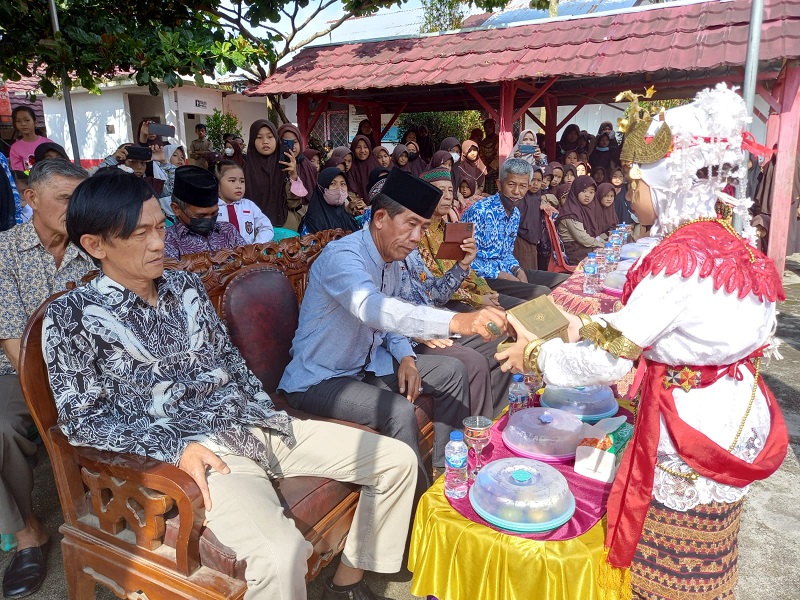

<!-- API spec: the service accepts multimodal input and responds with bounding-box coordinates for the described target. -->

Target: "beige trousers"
[202,419,418,600]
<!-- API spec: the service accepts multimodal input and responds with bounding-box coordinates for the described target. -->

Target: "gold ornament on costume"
[617,88,673,168]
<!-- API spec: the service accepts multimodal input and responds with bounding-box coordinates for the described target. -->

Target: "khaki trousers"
[0,375,36,533]
[202,419,418,600]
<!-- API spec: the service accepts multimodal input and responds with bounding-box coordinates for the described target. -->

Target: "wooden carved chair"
[19,231,434,598]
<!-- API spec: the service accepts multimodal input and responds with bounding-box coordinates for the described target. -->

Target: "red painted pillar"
[296,94,310,146]
[365,107,382,145]
[767,63,800,274]
[765,112,781,151]
[544,94,558,161]
[498,81,516,163]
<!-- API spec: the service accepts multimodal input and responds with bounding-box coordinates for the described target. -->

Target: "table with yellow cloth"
[408,399,636,600]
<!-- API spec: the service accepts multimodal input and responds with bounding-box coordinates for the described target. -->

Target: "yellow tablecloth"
[408,400,636,600]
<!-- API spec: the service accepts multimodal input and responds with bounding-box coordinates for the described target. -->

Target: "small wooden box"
[496,296,570,353]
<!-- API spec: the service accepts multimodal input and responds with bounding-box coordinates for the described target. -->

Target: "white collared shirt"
[217,198,274,244]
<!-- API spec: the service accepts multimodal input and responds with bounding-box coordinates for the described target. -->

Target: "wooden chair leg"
[62,540,100,600]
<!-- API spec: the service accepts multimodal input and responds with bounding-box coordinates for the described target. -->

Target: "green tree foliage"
[205,109,243,151]
[0,0,510,100]
[421,0,466,33]
[397,111,484,148]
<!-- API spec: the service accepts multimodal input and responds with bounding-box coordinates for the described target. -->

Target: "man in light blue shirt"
[462,158,569,299]
[280,169,507,482]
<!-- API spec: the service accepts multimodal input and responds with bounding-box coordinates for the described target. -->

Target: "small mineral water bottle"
[583,253,599,294]
[444,431,469,499]
[606,243,619,273]
[610,230,623,260]
[523,371,543,408]
[508,373,529,416]
[596,244,608,275]
[617,224,629,244]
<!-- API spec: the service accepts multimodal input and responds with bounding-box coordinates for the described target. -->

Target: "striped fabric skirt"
[630,498,744,599]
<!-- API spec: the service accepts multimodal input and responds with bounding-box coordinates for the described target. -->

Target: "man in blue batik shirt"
[461,158,569,300]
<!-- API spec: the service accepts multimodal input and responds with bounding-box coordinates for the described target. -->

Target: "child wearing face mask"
[215,160,274,244]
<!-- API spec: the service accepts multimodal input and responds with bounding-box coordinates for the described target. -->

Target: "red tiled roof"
[247,0,800,96]
[3,76,40,95]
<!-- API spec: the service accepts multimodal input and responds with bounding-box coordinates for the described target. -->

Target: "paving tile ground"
[3,257,800,600]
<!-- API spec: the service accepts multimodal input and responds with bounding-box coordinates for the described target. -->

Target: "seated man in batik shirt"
[462,158,569,300]
[43,168,417,600]
[164,165,245,259]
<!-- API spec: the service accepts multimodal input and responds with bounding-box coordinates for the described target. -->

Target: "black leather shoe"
[320,577,391,600]
[2,540,49,598]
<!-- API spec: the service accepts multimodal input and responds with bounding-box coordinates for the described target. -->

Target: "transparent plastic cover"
[540,385,619,422]
[502,407,584,460]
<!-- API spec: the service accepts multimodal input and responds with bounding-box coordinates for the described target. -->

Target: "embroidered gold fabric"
[579,321,643,360]
[523,339,545,375]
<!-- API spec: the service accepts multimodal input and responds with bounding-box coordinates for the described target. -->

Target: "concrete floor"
[2,258,800,600]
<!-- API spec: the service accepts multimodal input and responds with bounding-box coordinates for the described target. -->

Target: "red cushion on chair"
[221,266,299,393]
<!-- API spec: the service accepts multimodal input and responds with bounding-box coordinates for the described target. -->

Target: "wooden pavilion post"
[544,94,558,161]
[365,107,382,144]
[767,62,800,274]
[296,94,311,146]
[498,81,517,162]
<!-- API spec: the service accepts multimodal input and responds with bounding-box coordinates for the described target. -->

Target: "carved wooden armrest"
[51,430,204,576]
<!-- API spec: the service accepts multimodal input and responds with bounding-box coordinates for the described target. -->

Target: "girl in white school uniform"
[215,160,274,244]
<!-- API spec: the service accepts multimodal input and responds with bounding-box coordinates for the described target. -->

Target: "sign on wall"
[195,99,207,109]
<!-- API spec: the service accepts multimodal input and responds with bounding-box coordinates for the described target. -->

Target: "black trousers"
[486,269,569,301]
[285,354,469,483]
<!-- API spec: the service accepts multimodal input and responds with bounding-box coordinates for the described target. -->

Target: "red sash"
[605,353,789,568]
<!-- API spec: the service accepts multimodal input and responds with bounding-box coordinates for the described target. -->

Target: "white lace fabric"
[538,270,777,511]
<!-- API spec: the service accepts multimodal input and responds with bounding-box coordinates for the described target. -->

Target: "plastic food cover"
[469,457,576,532]
[540,385,619,422]
[502,407,585,461]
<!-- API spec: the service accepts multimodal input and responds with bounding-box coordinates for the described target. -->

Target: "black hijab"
[302,167,359,234]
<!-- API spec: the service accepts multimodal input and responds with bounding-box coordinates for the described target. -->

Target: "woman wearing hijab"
[301,167,360,235]
[245,119,308,230]
[592,166,607,186]
[597,121,618,147]
[302,148,321,173]
[553,182,572,207]
[347,134,380,203]
[278,123,317,205]
[512,129,547,167]
[555,175,604,263]
[562,164,577,186]
[455,178,480,218]
[356,119,378,149]
[324,146,352,171]
[373,145,392,169]
[429,150,454,170]
[609,167,633,225]
[416,125,435,162]
[589,182,619,238]
[514,167,550,270]
[589,132,617,172]
[458,140,486,193]
[440,137,463,190]
[391,144,412,173]
[548,162,564,188]
[224,139,247,169]
[404,140,427,176]
[557,124,580,161]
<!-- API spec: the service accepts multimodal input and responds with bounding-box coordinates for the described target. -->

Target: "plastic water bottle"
[610,230,623,261]
[617,224,629,245]
[508,373,529,416]
[523,371,543,408]
[606,243,619,273]
[583,252,600,295]
[444,431,469,499]
[595,243,611,281]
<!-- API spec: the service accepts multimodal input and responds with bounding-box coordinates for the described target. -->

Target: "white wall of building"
[224,95,269,146]
[43,87,132,164]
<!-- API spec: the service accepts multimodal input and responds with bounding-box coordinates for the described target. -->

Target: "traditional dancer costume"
[520,85,789,599]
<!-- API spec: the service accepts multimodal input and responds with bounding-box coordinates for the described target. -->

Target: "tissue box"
[574,419,634,483]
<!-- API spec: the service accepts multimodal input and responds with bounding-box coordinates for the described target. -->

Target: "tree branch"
[205,8,284,42]
[284,4,353,57]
